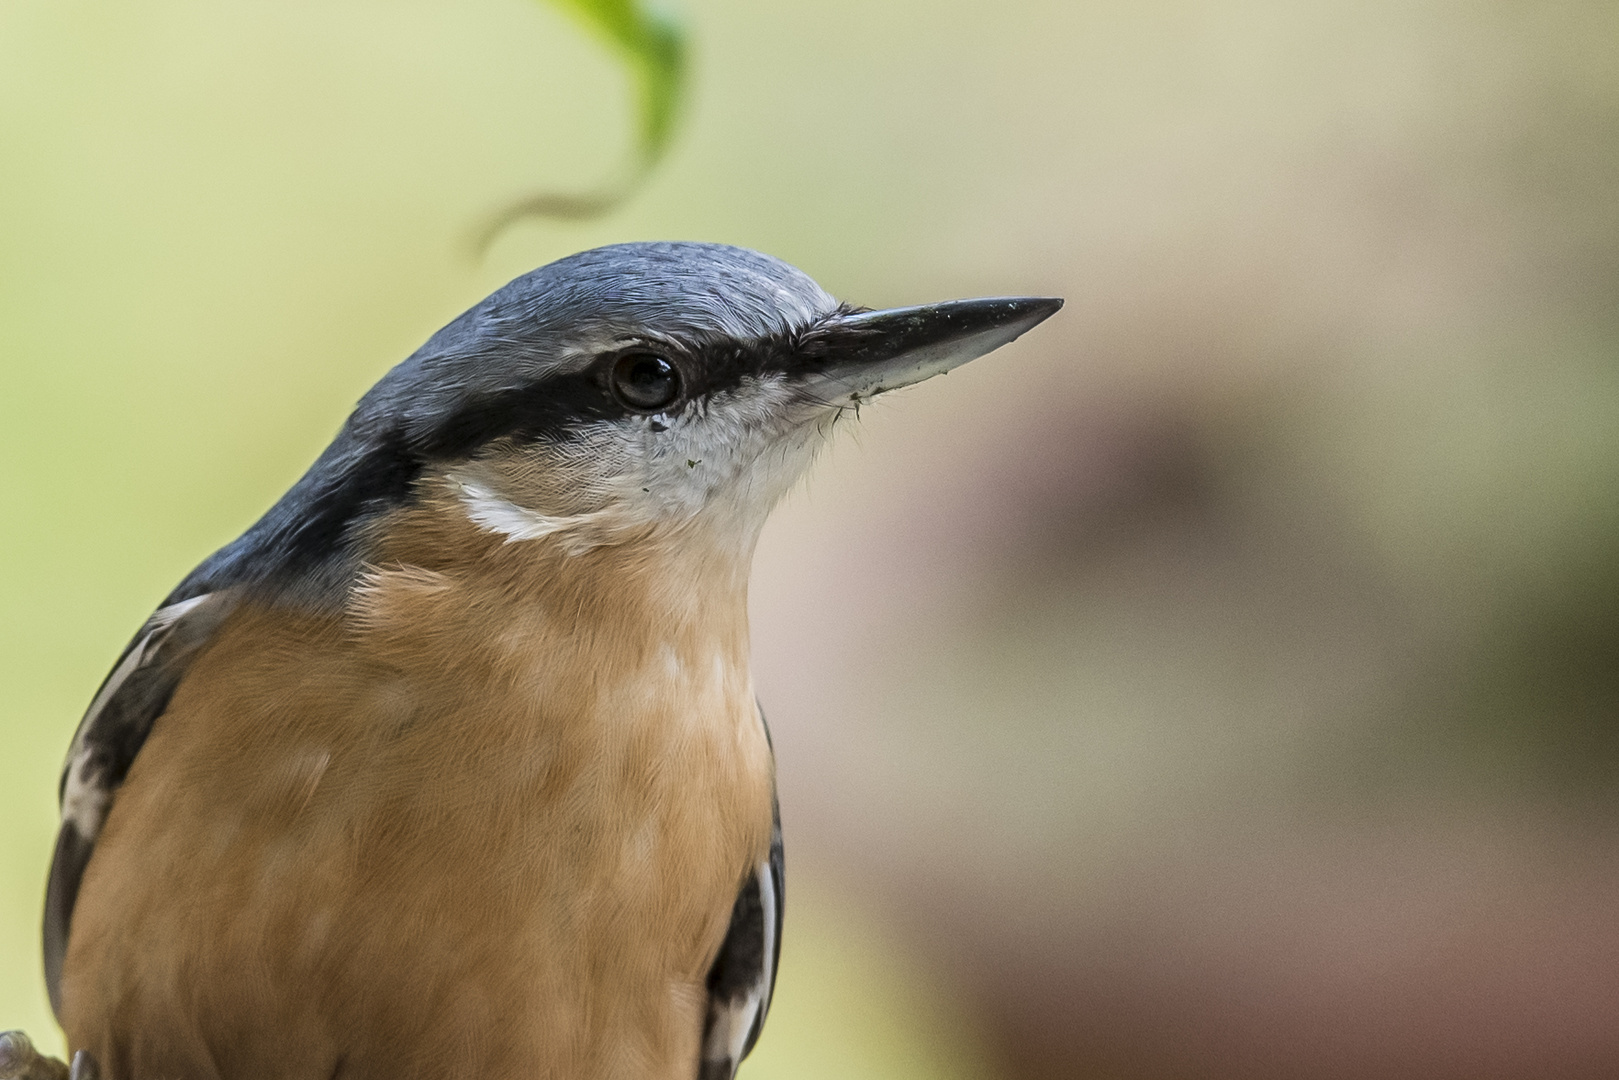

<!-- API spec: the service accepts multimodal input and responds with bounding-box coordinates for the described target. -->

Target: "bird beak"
[796,296,1063,403]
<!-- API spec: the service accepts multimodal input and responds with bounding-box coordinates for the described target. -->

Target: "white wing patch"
[700,857,780,1080]
[753,857,780,1029]
[47,590,228,1018]
[59,593,218,841]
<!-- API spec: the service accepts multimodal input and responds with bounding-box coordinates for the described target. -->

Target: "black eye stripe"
[413,332,808,463]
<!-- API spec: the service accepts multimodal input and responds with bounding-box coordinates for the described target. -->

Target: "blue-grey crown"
[363,242,837,441]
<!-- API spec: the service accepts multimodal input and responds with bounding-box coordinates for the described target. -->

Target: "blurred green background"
[5,1,1619,1077]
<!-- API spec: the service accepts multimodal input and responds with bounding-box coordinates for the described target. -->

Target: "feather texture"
[55,499,777,1080]
[699,795,783,1080]
[45,593,229,1016]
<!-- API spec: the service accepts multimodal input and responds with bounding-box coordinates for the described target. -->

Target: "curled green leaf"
[476,0,688,250]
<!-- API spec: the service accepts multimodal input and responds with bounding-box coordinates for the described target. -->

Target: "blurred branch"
[474,0,688,253]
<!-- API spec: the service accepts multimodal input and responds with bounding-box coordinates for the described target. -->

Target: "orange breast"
[60,539,775,1080]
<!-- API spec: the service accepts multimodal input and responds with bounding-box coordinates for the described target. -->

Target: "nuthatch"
[40,243,1060,1080]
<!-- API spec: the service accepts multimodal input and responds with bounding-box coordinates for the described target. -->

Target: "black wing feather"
[43,593,229,1018]
[698,709,784,1080]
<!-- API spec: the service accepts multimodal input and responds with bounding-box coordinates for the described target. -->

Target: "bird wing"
[698,787,784,1080]
[43,591,232,1018]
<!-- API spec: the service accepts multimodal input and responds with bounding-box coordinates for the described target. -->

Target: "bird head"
[195,243,1059,601]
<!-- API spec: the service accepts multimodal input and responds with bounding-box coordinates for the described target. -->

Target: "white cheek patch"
[447,423,655,554]
[643,376,825,513]
[452,475,580,543]
[448,374,831,555]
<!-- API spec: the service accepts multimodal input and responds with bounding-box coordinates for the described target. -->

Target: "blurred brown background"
[5,1,1619,1077]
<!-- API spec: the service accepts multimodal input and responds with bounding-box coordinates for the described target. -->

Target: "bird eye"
[610,353,682,412]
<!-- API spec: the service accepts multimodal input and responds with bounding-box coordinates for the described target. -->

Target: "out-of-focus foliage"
[8,0,1619,1078]
[548,0,684,170]
[747,881,994,1080]
[0,0,979,1073]
[483,0,686,234]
